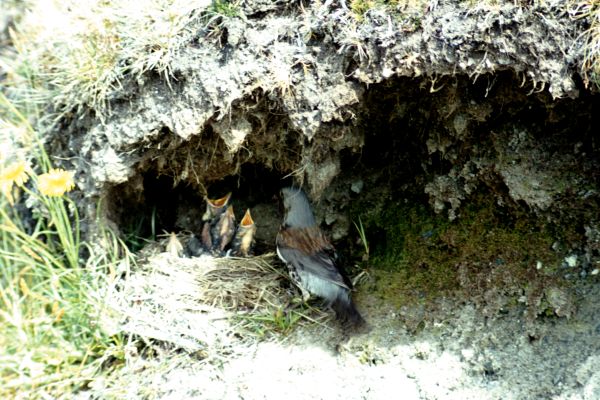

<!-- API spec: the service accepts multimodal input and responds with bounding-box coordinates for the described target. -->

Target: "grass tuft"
[570,0,600,89]
[1,0,214,119]
[0,92,134,398]
[353,216,370,261]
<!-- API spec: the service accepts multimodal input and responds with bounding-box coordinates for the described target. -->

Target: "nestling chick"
[202,192,231,222]
[201,192,231,250]
[231,208,256,257]
[276,187,365,330]
[211,205,236,254]
[185,234,203,257]
[166,232,184,257]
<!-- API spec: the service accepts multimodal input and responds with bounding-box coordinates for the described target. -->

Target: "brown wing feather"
[277,226,349,289]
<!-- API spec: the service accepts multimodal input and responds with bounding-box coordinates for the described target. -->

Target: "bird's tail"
[332,290,366,332]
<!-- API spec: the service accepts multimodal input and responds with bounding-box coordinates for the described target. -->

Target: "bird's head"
[280,186,316,228]
[240,208,254,228]
[202,192,231,221]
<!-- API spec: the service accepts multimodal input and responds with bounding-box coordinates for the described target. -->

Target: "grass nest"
[105,238,324,356]
[200,254,290,311]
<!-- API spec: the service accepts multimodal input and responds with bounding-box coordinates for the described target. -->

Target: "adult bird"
[276,187,365,329]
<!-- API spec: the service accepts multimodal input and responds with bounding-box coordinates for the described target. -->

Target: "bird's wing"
[277,244,350,290]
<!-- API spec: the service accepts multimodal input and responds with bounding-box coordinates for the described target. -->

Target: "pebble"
[350,180,364,194]
[461,348,475,361]
[565,255,578,268]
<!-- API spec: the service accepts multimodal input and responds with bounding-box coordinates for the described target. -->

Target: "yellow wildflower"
[0,161,29,186]
[0,161,29,204]
[38,168,75,197]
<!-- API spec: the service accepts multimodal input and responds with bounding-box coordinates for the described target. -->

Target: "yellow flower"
[38,168,75,197]
[0,161,29,186]
[0,161,29,204]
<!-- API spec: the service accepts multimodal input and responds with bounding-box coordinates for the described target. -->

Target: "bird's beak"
[203,192,232,221]
[240,209,254,227]
[209,192,232,208]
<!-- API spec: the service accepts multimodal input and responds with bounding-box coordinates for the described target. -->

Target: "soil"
[82,253,600,400]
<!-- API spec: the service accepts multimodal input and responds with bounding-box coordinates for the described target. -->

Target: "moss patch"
[352,192,564,312]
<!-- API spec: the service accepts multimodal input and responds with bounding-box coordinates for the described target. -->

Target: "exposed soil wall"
[46,1,595,240]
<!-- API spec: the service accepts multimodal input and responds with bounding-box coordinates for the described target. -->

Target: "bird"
[165,231,184,257]
[276,186,365,329]
[185,234,204,257]
[230,208,256,257]
[200,192,231,251]
[211,205,236,254]
[203,192,231,221]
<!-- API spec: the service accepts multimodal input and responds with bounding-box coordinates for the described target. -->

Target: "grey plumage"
[280,187,316,228]
[277,187,364,329]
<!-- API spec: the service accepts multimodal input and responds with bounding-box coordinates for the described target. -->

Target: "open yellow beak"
[240,209,254,227]
[208,192,231,208]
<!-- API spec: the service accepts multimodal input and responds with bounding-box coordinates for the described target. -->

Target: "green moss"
[211,0,240,17]
[350,0,427,27]
[350,0,377,16]
[351,193,562,308]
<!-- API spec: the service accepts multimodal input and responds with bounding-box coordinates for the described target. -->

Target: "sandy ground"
[84,253,600,400]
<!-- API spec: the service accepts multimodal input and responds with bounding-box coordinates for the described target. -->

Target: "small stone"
[591,269,599,276]
[350,180,364,194]
[565,254,578,267]
[545,287,574,318]
[552,241,561,252]
[553,376,563,386]
[324,214,336,225]
[536,261,543,270]
[461,348,475,361]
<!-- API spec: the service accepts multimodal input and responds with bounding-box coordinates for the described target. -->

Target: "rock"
[565,255,578,268]
[545,287,575,319]
[351,180,364,194]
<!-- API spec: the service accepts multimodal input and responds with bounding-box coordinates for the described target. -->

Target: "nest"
[101,248,302,354]
[199,255,290,311]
